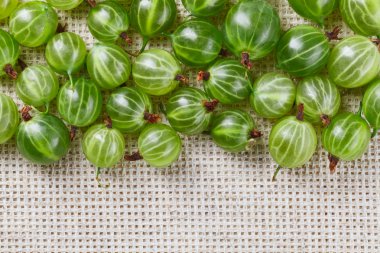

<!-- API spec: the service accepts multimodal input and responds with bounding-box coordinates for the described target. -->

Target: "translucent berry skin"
[211,109,258,153]
[362,79,380,129]
[57,77,102,127]
[0,0,18,20]
[322,112,371,161]
[16,113,70,164]
[181,0,227,17]
[296,75,341,124]
[87,1,129,43]
[9,1,58,48]
[203,59,251,105]
[45,32,87,76]
[166,87,214,135]
[132,49,181,96]
[138,124,182,168]
[87,43,131,90]
[171,19,223,67]
[82,124,125,168]
[250,73,296,119]
[269,116,317,168]
[223,0,281,60]
[340,0,380,36]
[106,87,153,134]
[288,0,338,25]
[130,0,177,38]
[0,93,20,144]
[327,35,380,89]
[276,25,330,77]
[16,65,59,108]
[47,0,83,10]
[0,29,20,78]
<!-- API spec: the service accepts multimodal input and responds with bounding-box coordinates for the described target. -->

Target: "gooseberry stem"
[159,102,167,115]
[197,71,210,81]
[70,126,77,142]
[20,106,33,121]
[87,0,97,7]
[143,111,161,123]
[272,166,282,181]
[4,64,17,80]
[18,59,27,71]
[328,154,339,174]
[175,74,189,84]
[325,26,342,41]
[95,167,110,188]
[320,114,331,127]
[296,104,305,121]
[125,151,143,161]
[44,103,50,113]
[241,52,253,70]
[203,99,219,112]
[68,74,74,88]
[371,129,378,138]
[357,101,363,116]
[139,37,150,54]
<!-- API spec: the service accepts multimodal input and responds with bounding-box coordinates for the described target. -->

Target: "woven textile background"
[1,0,379,252]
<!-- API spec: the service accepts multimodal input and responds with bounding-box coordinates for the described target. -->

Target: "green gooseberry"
[47,0,83,10]
[9,1,58,48]
[87,43,131,90]
[322,112,371,173]
[276,25,330,77]
[296,75,341,125]
[362,79,380,132]
[45,32,87,76]
[132,49,182,96]
[250,73,296,119]
[327,35,380,88]
[0,0,18,20]
[166,87,218,135]
[16,65,59,108]
[57,77,102,127]
[0,93,20,144]
[181,0,227,17]
[288,0,338,26]
[198,59,251,105]
[210,109,262,153]
[106,87,159,134]
[0,29,20,79]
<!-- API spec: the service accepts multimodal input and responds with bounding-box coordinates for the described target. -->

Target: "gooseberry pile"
[0,0,380,183]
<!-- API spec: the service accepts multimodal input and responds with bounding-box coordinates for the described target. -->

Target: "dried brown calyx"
[120,32,132,45]
[125,151,143,161]
[20,106,32,121]
[18,59,27,71]
[250,129,263,139]
[371,38,380,51]
[4,64,17,80]
[241,52,253,70]
[296,104,305,121]
[325,26,342,41]
[328,154,339,174]
[104,116,113,129]
[202,99,219,112]
[144,111,161,123]
[175,74,189,84]
[70,126,77,142]
[320,114,331,127]
[197,71,210,81]
[87,0,96,7]
[56,23,67,33]
[219,48,230,57]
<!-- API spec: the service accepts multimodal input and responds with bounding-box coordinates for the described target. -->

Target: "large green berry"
[47,0,83,10]
[362,79,380,129]
[0,0,18,20]
[0,93,19,144]
[288,0,338,25]
[0,29,20,79]
[181,0,227,17]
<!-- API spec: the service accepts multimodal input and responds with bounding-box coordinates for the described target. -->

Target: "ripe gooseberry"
[322,112,371,173]
[210,109,262,153]
[0,93,20,144]
[132,49,184,96]
[327,35,380,89]
[198,59,251,105]
[126,124,182,168]
[16,106,71,164]
[45,32,87,76]
[250,73,296,119]
[0,29,20,80]
[170,19,222,67]
[130,0,177,51]
[87,1,130,43]
[181,0,227,17]
[276,25,330,77]
[87,43,131,90]
[223,0,281,68]
[9,1,58,48]
[165,87,219,135]
[46,0,83,10]
[0,0,18,20]
[340,0,380,36]
[362,79,380,135]
[288,0,338,26]
[82,118,125,168]
[269,104,318,180]
[106,87,160,134]
[296,75,341,125]
[57,77,102,127]
[16,65,59,108]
